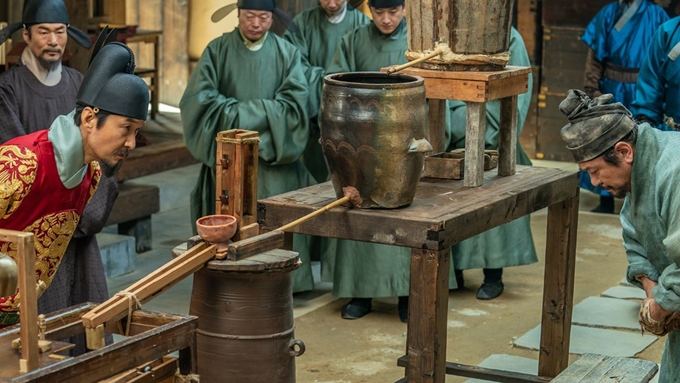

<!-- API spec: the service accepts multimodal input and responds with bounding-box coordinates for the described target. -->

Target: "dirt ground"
[292,193,666,383]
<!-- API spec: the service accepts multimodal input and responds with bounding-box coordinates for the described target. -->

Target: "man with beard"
[0,0,119,353]
[0,42,149,331]
[284,0,369,183]
[324,0,411,322]
[180,0,316,293]
[560,89,680,382]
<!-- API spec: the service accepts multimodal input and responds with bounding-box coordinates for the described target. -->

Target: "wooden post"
[406,247,450,383]
[215,130,260,239]
[498,95,518,176]
[538,193,579,378]
[428,99,447,154]
[0,230,39,372]
[464,102,487,187]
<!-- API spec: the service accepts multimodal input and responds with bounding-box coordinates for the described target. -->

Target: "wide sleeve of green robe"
[653,169,680,311]
[180,35,309,168]
[621,199,660,286]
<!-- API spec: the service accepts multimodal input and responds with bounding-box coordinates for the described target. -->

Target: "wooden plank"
[397,356,551,382]
[406,247,449,383]
[396,66,532,82]
[224,230,285,261]
[464,102,486,187]
[517,0,540,64]
[206,248,299,272]
[498,95,518,176]
[257,167,580,249]
[486,74,530,102]
[406,0,422,50]
[416,73,528,102]
[427,99,447,154]
[81,243,212,328]
[551,354,658,383]
[105,184,159,226]
[538,194,579,378]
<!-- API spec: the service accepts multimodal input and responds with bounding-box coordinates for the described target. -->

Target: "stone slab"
[513,324,657,357]
[464,354,539,383]
[97,232,136,278]
[601,285,646,301]
[572,296,641,331]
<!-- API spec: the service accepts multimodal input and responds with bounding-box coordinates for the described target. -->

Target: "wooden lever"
[387,48,444,74]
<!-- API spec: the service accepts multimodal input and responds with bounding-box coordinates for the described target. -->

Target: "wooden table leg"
[464,102,486,187]
[538,193,579,378]
[428,99,448,154]
[151,35,160,120]
[406,247,450,383]
[498,95,518,176]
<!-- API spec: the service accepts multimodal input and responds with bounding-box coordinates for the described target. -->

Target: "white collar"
[327,3,348,24]
[21,45,62,86]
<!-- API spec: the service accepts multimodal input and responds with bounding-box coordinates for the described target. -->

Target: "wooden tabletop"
[387,65,532,81]
[257,166,579,250]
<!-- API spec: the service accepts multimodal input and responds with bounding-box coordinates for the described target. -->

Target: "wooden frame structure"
[257,166,580,383]
[384,65,531,187]
[215,130,260,240]
[0,303,197,382]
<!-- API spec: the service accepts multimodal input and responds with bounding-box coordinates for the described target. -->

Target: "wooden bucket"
[406,0,514,71]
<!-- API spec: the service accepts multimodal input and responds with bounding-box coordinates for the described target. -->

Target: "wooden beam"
[397,356,551,382]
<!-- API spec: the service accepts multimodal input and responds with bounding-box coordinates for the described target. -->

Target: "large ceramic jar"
[319,72,431,208]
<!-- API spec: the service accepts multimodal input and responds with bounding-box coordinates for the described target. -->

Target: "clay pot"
[195,215,238,244]
[320,72,431,208]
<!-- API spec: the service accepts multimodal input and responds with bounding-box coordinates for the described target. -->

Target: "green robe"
[445,28,537,286]
[180,29,316,292]
[284,6,370,183]
[620,124,680,383]
[324,20,412,298]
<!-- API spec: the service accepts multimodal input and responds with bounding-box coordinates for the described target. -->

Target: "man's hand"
[639,298,675,336]
[635,274,657,299]
[646,298,673,322]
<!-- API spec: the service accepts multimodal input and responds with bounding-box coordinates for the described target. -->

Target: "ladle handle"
[387,48,444,74]
[277,196,350,232]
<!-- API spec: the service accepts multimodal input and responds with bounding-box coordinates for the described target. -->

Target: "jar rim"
[323,72,424,89]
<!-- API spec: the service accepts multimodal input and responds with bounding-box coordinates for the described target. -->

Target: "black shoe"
[451,269,464,291]
[476,281,504,300]
[341,298,372,319]
[398,296,408,323]
[591,195,615,214]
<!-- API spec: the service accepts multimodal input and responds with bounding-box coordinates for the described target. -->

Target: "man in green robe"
[324,0,410,322]
[284,0,370,183]
[179,0,316,292]
[446,27,538,300]
[560,89,680,383]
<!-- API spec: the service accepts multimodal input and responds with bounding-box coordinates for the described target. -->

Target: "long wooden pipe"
[277,186,361,232]
[387,48,444,74]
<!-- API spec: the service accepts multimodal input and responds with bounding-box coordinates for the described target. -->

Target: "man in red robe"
[0,42,149,326]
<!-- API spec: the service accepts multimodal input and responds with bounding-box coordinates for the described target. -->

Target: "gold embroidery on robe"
[88,161,101,201]
[0,146,38,219]
[0,211,80,312]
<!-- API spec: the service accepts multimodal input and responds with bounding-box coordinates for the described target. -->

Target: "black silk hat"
[211,0,295,32]
[368,0,405,8]
[559,89,636,163]
[0,0,92,48]
[77,42,149,120]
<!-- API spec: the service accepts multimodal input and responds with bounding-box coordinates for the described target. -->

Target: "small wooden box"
[424,150,498,179]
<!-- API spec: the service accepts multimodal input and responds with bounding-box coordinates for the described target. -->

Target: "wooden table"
[384,66,531,187]
[125,30,162,120]
[258,165,580,383]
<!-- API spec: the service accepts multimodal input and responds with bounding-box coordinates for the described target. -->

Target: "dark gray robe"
[0,63,115,354]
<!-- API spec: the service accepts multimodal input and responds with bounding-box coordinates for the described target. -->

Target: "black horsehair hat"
[77,30,149,121]
[211,0,295,32]
[0,0,92,48]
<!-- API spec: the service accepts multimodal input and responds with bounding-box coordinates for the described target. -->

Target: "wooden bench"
[106,183,160,253]
[552,354,658,383]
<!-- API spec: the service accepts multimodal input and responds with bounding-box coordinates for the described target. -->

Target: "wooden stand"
[0,303,197,382]
[215,130,260,240]
[257,166,580,383]
[382,65,531,187]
